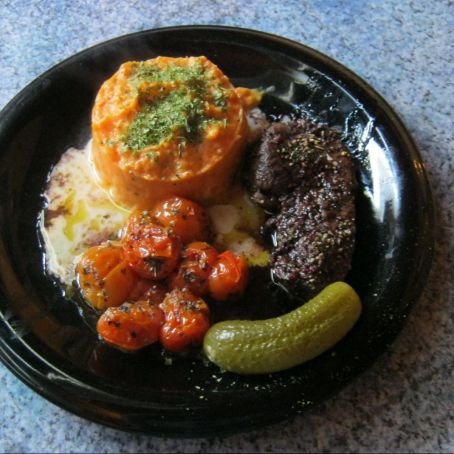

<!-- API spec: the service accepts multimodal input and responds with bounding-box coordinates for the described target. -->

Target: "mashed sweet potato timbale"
[91,56,260,209]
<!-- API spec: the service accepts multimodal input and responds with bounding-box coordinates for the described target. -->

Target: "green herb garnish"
[122,61,228,152]
[131,61,206,84]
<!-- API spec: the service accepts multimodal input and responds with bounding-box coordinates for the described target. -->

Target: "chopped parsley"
[213,88,228,110]
[124,88,205,149]
[131,61,206,84]
[121,61,229,152]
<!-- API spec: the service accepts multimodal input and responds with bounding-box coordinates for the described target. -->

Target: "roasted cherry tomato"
[128,279,168,305]
[159,288,211,352]
[97,300,165,351]
[75,245,137,310]
[168,242,218,296]
[208,251,248,301]
[151,196,210,244]
[122,210,181,279]
[141,284,168,305]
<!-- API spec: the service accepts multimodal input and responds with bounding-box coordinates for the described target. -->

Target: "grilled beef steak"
[247,118,356,297]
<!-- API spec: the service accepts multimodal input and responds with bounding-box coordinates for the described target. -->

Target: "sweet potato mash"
[91,56,259,209]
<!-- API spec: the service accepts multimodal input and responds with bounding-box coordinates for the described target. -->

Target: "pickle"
[203,282,361,374]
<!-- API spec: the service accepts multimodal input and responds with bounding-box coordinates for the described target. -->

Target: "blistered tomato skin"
[122,210,181,279]
[208,251,248,301]
[141,283,168,305]
[128,279,168,305]
[168,242,218,296]
[75,245,137,310]
[159,288,211,352]
[97,300,165,351]
[151,196,210,244]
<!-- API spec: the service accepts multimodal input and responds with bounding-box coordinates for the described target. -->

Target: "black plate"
[0,26,434,436]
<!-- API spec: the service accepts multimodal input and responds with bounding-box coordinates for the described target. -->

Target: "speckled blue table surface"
[0,1,453,452]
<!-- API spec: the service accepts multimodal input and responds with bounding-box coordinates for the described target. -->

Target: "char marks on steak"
[247,118,356,297]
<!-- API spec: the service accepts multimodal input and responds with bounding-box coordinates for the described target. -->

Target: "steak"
[247,118,356,297]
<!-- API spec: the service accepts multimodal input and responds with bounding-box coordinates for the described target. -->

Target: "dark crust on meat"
[246,118,356,297]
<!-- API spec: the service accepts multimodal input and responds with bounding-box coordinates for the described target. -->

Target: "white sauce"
[40,142,129,284]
